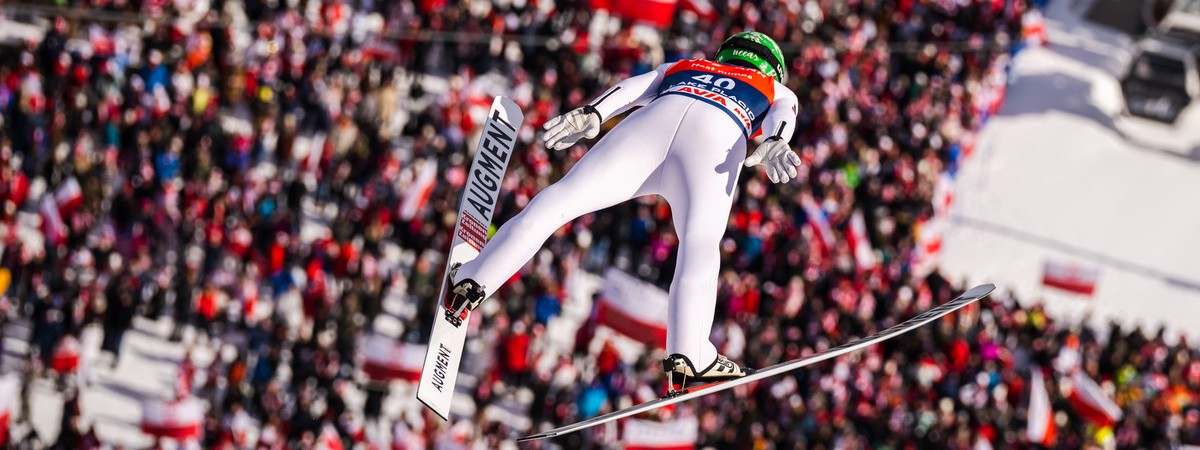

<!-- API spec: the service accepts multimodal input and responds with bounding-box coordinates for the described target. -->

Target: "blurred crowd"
[0,0,1196,449]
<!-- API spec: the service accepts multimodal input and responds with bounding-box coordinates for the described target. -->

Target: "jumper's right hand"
[542,106,601,150]
[744,137,801,184]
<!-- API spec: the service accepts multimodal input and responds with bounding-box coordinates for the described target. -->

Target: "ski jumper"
[453,59,799,368]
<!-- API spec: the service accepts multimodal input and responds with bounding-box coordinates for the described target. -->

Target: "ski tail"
[416,97,524,420]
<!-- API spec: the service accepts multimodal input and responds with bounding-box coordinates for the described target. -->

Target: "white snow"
[939,0,1200,343]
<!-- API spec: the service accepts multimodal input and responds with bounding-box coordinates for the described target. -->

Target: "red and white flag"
[846,209,875,270]
[1067,370,1123,427]
[141,397,204,441]
[1042,260,1099,296]
[398,159,439,222]
[801,194,835,255]
[623,415,698,450]
[0,373,17,446]
[597,268,668,347]
[361,334,424,382]
[55,177,83,216]
[1026,366,1057,446]
[40,196,67,246]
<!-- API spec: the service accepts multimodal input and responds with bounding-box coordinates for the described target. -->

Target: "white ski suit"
[454,59,799,369]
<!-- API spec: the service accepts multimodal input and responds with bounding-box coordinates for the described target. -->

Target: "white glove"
[744,137,801,184]
[542,106,601,150]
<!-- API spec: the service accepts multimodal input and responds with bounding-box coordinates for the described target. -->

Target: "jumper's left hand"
[744,137,801,183]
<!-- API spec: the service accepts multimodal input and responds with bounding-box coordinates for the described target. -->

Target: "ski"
[518,283,996,442]
[416,96,524,421]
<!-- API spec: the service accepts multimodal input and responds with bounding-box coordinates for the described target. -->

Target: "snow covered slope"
[940,0,1200,342]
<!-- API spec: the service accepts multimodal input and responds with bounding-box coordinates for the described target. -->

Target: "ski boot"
[661,353,754,397]
[442,264,486,327]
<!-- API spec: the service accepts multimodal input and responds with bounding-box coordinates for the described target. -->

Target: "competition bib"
[657,59,775,137]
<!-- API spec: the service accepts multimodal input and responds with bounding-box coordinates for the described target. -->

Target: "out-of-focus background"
[0,0,1198,449]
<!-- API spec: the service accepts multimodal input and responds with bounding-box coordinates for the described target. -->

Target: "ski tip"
[963,283,996,299]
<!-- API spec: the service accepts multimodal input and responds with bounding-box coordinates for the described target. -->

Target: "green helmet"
[714,31,787,84]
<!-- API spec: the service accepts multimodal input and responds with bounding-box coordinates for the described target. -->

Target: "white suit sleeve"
[758,82,799,141]
[587,63,674,121]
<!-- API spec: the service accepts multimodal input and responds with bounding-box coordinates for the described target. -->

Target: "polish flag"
[596,268,668,347]
[1026,366,1056,447]
[1066,370,1123,427]
[846,209,875,270]
[800,195,835,255]
[55,177,84,216]
[623,415,698,450]
[0,373,17,446]
[141,397,204,441]
[361,334,424,382]
[40,196,67,246]
[1042,260,1099,296]
[398,159,439,222]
